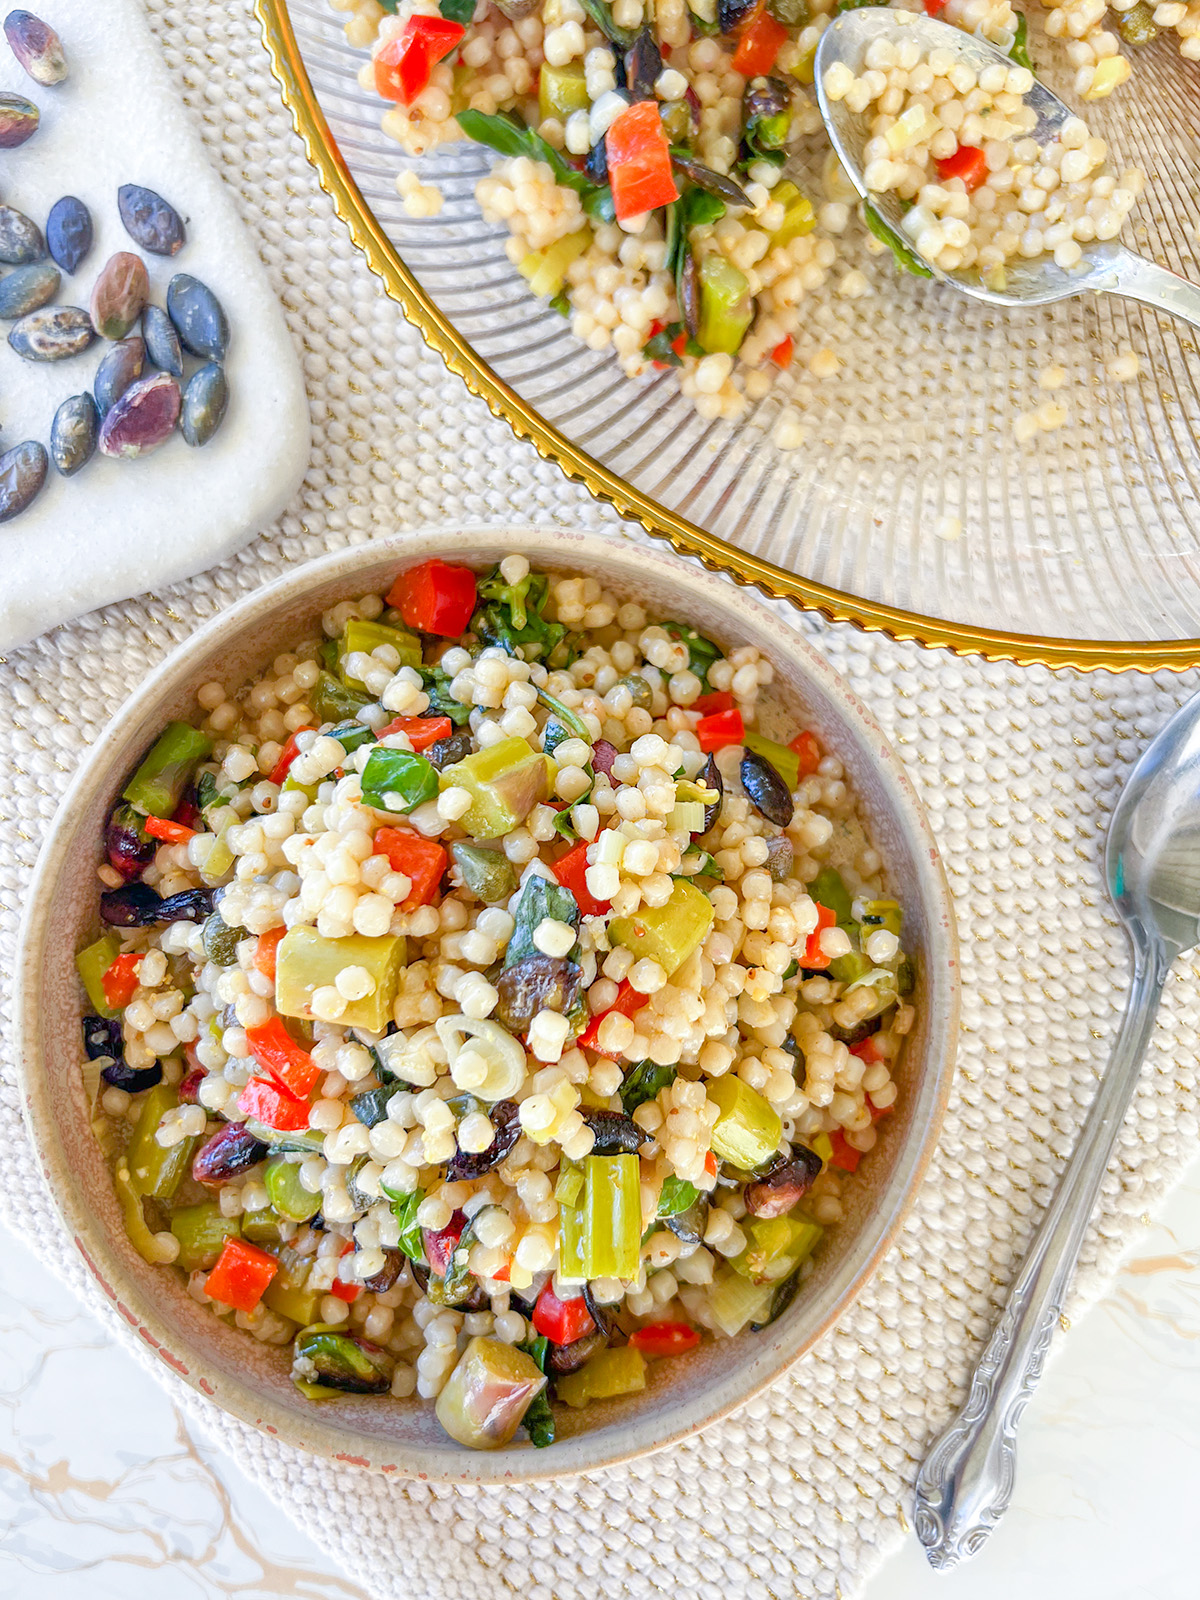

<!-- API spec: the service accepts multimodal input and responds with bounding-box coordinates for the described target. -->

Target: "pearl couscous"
[328,0,1158,429]
[78,555,914,1451]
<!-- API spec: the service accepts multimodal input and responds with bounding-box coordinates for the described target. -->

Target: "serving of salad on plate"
[76,553,914,1451]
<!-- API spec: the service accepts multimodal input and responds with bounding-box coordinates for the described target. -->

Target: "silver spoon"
[814,9,1200,329]
[910,688,1200,1566]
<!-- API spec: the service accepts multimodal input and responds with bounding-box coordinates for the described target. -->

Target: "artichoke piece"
[274,926,406,1033]
[608,877,714,975]
[707,1076,782,1170]
[435,1336,547,1450]
[439,737,553,839]
[293,1325,394,1394]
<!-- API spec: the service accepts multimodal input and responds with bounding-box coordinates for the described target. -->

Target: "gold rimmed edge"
[254,0,1200,676]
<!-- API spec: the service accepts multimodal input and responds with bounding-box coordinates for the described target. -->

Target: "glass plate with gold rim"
[256,0,1200,672]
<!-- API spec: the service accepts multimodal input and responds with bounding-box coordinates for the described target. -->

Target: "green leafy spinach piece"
[863,202,934,278]
[418,664,472,726]
[518,1335,556,1447]
[506,874,581,968]
[455,110,614,222]
[620,1059,677,1115]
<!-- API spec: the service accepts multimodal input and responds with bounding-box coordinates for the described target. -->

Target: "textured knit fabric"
[0,4,1197,1597]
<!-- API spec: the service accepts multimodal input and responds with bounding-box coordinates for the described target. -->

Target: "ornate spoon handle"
[913,937,1171,1569]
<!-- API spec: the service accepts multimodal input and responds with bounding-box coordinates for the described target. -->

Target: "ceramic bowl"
[16,526,959,1484]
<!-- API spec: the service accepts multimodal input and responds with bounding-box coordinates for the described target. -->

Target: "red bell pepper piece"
[704,1150,718,1178]
[246,1015,321,1101]
[696,706,744,752]
[237,1076,311,1133]
[770,335,794,369]
[789,729,821,777]
[827,1127,861,1173]
[532,1282,595,1345]
[253,926,287,983]
[606,100,679,223]
[101,952,142,1011]
[329,1239,361,1303]
[377,714,452,752]
[553,836,611,917]
[373,826,448,909]
[935,144,988,193]
[269,728,315,788]
[732,5,788,76]
[143,815,196,845]
[423,1210,467,1278]
[386,558,477,635]
[373,16,465,106]
[850,1034,886,1065]
[923,0,948,14]
[802,903,836,969]
[867,1094,890,1122]
[577,979,650,1055]
[691,690,734,717]
[628,1320,701,1358]
[205,1237,279,1313]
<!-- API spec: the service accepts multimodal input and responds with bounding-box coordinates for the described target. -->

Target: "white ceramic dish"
[16,525,959,1483]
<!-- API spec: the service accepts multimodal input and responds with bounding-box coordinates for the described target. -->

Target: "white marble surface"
[1,1158,1198,1599]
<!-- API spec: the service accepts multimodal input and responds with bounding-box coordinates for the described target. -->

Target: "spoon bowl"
[815,9,1200,328]
[913,687,1200,1566]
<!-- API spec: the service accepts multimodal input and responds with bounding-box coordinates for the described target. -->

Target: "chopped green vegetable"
[619,1059,677,1115]
[864,202,934,278]
[506,872,580,966]
[472,563,568,659]
[861,898,902,937]
[577,0,638,46]
[265,1158,323,1222]
[417,664,471,727]
[535,685,591,744]
[554,1158,585,1208]
[1008,12,1034,68]
[170,1202,240,1271]
[657,1175,700,1217]
[450,840,518,903]
[384,1185,426,1262]
[706,1264,775,1336]
[440,0,475,20]
[360,746,439,814]
[556,1344,646,1408]
[661,620,721,685]
[122,722,213,818]
[455,110,614,225]
[538,61,590,120]
[808,866,853,925]
[769,180,816,248]
[338,619,421,688]
[583,1152,642,1280]
[312,669,372,725]
[707,1076,782,1170]
[696,252,752,354]
[326,720,378,754]
[731,1211,823,1283]
[349,1084,402,1129]
[76,933,122,1018]
[241,1207,284,1245]
[125,1083,195,1201]
[517,1335,556,1447]
[114,1162,165,1264]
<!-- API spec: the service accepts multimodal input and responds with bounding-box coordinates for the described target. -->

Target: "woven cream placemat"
[2,3,1199,1595]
